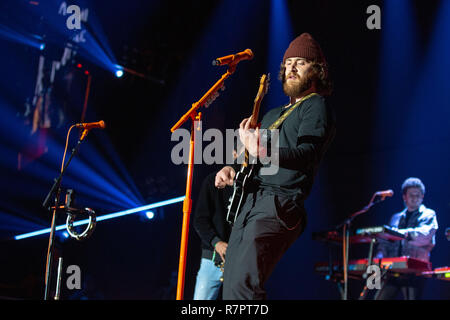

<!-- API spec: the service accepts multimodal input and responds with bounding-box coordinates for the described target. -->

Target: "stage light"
[115,69,124,78]
[145,211,155,220]
[13,196,185,240]
[114,65,124,78]
[39,43,45,51]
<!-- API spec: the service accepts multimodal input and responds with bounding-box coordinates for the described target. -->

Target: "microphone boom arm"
[170,67,234,132]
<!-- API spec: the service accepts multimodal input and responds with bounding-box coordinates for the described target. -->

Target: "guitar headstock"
[264,73,271,94]
[249,74,270,128]
[255,73,270,104]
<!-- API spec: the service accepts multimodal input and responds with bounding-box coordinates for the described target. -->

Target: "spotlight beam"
[122,66,165,85]
[13,196,185,240]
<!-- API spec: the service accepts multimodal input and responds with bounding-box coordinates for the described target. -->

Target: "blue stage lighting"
[115,70,123,78]
[40,43,45,51]
[56,230,70,243]
[145,211,155,220]
[115,66,124,78]
[0,23,42,50]
[266,0,294,112]
[14,196,185,240]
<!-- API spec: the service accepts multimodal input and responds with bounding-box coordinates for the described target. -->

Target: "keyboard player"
[374,177,438,300]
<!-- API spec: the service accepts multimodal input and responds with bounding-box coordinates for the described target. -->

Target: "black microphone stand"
[334,193,388,300]
[42,129,88,300]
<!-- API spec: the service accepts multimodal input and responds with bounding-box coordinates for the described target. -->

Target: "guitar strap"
[267,92,318,130]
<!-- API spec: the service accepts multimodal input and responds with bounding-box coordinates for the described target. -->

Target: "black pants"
[222,190,306,300]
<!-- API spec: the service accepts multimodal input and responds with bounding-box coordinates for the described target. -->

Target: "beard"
[282,70,315,98]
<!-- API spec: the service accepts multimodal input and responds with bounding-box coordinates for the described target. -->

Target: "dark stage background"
[0,0,448,300]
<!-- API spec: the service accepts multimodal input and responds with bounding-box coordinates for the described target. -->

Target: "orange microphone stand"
[170,65,237,300]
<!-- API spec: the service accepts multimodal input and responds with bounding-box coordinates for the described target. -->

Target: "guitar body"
[226,74,269,224]
[226,164,255,223]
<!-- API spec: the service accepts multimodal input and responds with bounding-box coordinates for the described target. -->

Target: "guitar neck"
[241,74,269,167]
[249,97,261,128]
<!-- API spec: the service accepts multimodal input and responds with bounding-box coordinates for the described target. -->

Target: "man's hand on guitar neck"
[215,166,236,189]
[239,117,262,158]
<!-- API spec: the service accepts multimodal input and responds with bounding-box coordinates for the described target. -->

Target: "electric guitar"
[226,74,270,224]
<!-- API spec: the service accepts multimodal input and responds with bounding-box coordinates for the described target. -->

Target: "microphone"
[212,49,254,67]
[75,120,106,130]
[375,189,394,198]
[76,121,105,141]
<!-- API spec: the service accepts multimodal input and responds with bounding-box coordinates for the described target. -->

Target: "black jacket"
[193,172,233,263]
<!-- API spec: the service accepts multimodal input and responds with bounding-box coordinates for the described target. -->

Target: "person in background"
[192,171,233,300]
[375,177,438,300]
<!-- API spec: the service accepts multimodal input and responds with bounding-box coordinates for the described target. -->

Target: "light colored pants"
[193,258,223,300]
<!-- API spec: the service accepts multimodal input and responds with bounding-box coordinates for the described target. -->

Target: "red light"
[84,70,89,75]
[77,64,82,68]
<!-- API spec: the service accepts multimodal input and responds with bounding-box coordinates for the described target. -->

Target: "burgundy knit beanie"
[283,33,327,65]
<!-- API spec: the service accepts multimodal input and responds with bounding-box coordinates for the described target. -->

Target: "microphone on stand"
[75,120,106,130]
[76,120,106,140]
[212,49,254,67]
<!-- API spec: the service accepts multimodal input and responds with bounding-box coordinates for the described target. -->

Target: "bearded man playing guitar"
[215,33,336,300]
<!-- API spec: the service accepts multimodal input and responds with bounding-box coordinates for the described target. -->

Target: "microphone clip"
[80,128,89,141]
